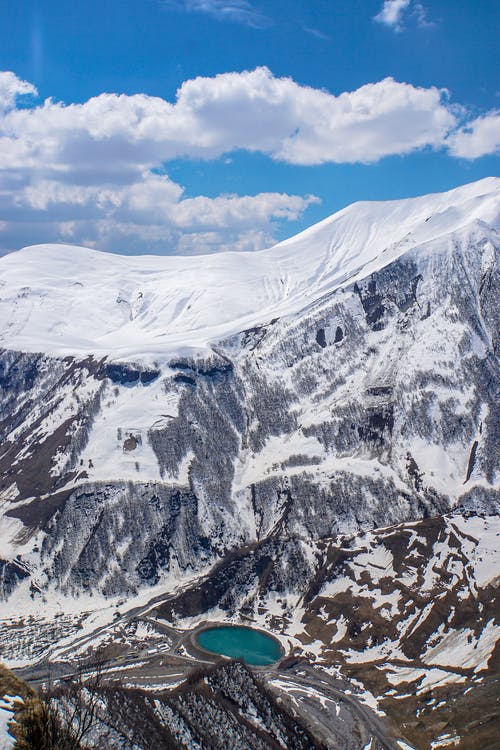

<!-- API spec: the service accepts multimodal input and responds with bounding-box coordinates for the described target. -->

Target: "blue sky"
[0,0,498,254]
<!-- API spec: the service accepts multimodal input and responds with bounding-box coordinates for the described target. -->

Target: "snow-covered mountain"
[0,178,498,749]
[1,176,498,587]
[1,177,498,581]
[1,177,498,361]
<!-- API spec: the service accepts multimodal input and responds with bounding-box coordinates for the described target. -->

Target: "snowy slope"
[0,177,498,361]
[0,176,498,611]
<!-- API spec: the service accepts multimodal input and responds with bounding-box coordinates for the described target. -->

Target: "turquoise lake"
[196,626,283,666]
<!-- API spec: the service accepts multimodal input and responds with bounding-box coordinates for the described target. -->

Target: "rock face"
[0,179,498,605]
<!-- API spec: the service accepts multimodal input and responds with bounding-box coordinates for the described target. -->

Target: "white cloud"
[15,175,317,232]
[374,0,411,30]
[447,111,500,159]
[374,0,431,31]
[0,68,496,255]
[1,68,456,171]
[0,165,318,255]
[0,71,37,112]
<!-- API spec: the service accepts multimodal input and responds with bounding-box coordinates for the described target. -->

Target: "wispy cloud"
[303,26,331,41]
[374,0,432,32]
[412,2,434,28]
[161,0,270,28]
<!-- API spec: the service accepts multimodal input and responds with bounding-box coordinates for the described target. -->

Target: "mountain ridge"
[1,176,498,361]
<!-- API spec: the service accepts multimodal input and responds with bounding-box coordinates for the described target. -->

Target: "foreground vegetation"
[0,663,96,750]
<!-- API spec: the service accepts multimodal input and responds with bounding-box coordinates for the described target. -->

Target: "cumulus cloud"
[14,174,316,231]
[447,111,500,159]
[0,69,324,255]
[0,68,495,255]
[0,68,456,170]
[0,170,317,255]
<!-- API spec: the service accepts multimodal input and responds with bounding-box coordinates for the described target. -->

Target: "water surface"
[196,625,283,666]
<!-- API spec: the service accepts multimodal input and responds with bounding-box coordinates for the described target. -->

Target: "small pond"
[196,625,283,666]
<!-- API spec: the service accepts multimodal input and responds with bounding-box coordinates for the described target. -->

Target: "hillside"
[0,177,498,749]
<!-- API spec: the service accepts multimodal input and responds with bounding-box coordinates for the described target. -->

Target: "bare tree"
[34,650,109,750]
